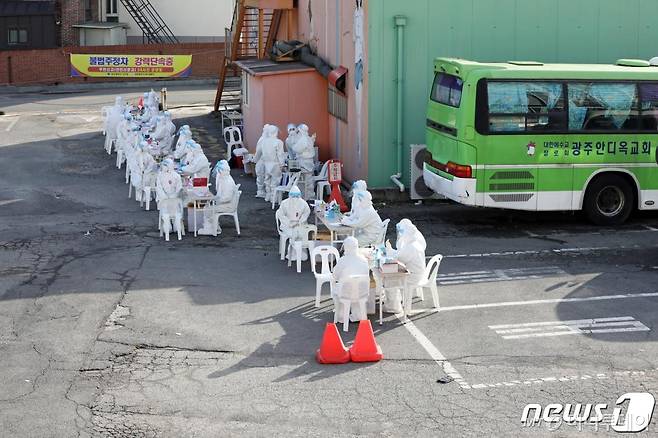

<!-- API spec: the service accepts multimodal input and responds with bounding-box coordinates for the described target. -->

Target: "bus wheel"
[584,174,635,226]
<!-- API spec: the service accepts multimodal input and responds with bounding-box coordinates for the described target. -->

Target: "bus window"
[568,83,639,131]
[486,82,566,133]
[639,83,658,131]
[431,73,463,107]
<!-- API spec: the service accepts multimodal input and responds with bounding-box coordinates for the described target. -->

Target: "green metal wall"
[367,0,658,188]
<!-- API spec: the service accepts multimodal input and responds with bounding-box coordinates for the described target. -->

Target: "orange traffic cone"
[316,323,350,364]
[349,320,383,362]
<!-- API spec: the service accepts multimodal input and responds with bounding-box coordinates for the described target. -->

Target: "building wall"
[0,14,57,50]
[60,0,86,46]
[0,42,225,85]
[293,0,369,184]
[368,0,658,188]
[117,0,233,43]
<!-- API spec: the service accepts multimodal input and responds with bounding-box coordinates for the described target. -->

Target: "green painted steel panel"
[367,0,658,188]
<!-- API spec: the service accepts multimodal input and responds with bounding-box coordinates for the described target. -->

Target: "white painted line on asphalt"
[440,246,614,259]
[397,314,470,389]
[469,369,655,390]
[644,225,658,232]
[490,316,650,339]
[435,292,658,312]
[438,266,565,285]
[0,199,23,207]
[5,116,19,132]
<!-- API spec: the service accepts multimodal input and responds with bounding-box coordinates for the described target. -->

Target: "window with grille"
[328,85,347,122]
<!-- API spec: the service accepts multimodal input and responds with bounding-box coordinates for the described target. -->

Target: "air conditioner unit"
[409,144,443,200]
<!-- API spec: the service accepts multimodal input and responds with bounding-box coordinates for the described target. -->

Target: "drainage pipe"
[390,15,407,192]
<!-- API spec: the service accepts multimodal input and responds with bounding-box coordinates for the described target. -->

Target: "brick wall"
[60,0,86,47]
[0,42,226,86]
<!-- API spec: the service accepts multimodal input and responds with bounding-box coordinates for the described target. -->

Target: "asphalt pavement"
[1,85,657,437]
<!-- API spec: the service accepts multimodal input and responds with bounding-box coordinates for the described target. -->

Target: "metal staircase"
[214,0,291,111]
[119,0,179,44]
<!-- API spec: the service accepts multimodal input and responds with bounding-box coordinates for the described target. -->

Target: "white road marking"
[0,199,23,207]
[439,246,614,259]
[644,225,658,232]
[438,266,565,285]
[434,291,658,312]
[469,369,654,390]
[396,314,469,388]
[5,116,19,132]
[490,316,650,339]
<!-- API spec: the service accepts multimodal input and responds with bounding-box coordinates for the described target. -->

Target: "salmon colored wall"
[288,0,369,183]
[243,71,329,160]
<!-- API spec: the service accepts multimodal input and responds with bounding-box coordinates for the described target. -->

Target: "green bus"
[423,58,658,225]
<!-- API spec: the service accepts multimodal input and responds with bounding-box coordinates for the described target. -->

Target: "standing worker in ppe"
[341,190,383,247]
[384,219,427,314]
[285,124,299,159]
[276,185,312,261]
[198,160,238,236]
[332,236,371,323]
[156,158,184,240]
[253,124,270,199]
[290,124,317,200]
[255,125,285,203]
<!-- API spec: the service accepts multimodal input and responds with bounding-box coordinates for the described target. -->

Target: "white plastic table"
[184,187,215,237]
[314,209,355,246]
[371,265,410,325]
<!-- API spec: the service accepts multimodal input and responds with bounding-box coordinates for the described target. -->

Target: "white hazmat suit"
[285,124,298,159]
[342,191,383,247]
[276,185,312,261]
[254,124,270,198]
[104,96,124,153]
[384,219,427,313]
[198,160,238,236]
[289,124,316,200]
[181,142,210,180]
[349,180,368,216]
[255,125,285,202]
[156,159,184,240]
[332,236,371,323]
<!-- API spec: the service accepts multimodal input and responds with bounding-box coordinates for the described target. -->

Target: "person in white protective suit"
[163,111,176,136]
[140,141,159,194]
[115,113,133,153]
[341,190,383,247]
[349,180,368,216]
[255,124,285,202]
[104,96,124,153]
[289,124,317,200]
[173,126,192,161]
[156,158,184,240]
[276,185,313,261]
[198,160,238,236]
[253,124,270,198]
[129,141,147,202]
[151,114,174,153]
[180,141,210,180]
[332,236,371,323]
[285,124,298,159]
[148,89,160,109]
[383,219,427,314]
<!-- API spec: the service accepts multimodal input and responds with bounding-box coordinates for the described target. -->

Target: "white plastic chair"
[334,274,370,332]
[311,246,340,307]
[415,254,443,310]
[275,209,290,261]
[271,172,300,210]
[215,185,242,235]
[223,126,244,160]
[313,161,331,201]
[159,210,186,242]
[287,225,318,274]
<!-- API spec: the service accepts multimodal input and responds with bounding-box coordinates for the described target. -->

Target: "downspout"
[390,15,407,192]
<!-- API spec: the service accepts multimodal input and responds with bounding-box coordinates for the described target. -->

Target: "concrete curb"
[0,77,238,95]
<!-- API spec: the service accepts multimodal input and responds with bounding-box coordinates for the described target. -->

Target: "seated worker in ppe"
[289,124,317,200]
[115,114,133,152]
[348,180,368,216]
[180,141,210,180]
[341,190,384,247]
[198,160,238,236]
[383,219,427,314]
[163,111,176,136]
[332,236,371,323]
[254,124,271,199]
[156,159,184,238]
[277,185,313,261]
[255,125,286,203]
[151,115,174,152]
[173,126,192,161]
[285,123,299,160]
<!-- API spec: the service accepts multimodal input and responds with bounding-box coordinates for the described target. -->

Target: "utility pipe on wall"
[390,15,407,192]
